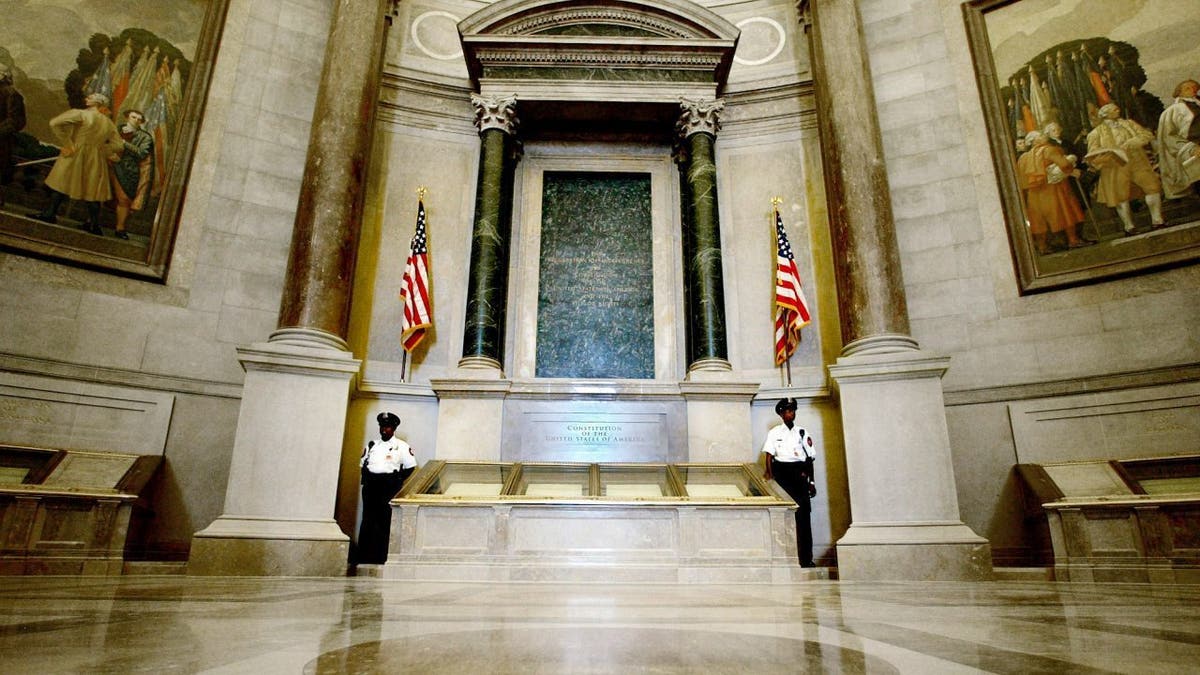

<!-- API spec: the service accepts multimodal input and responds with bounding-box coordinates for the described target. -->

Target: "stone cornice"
[472,41,728,69]
[459,0,739,99]
[496,8,689,37]
[459,0,740,41]
[943,362,1200,406]
[0,351,243,399]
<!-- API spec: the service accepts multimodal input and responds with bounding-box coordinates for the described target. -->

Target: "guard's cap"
[775,397,798,414]
[376,412,400,428]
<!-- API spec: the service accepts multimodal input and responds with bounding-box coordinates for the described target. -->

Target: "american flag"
[773,208,811,365]
[400,200,432,352]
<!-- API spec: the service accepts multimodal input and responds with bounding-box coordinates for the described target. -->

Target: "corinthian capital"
[472,94,519,135]
[796,1,812,31]
[676,98,725,139]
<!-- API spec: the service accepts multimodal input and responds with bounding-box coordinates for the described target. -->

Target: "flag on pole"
[400,199,432,352]
[773,207,811,365]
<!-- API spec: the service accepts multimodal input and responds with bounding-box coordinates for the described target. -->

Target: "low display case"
[0,445,161,575]
[385,461,805,583]
[400,461,778,503]
[1019,453,1200,584]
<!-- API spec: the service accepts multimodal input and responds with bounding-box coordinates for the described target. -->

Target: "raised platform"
[381,460,810,583]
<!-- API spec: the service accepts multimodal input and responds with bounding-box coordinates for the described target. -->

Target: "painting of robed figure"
[0,1,227,279]
[964,0,1200,292]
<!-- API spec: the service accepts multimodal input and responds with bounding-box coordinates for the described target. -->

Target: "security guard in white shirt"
[762,397,818,567]
[357,412,417,564]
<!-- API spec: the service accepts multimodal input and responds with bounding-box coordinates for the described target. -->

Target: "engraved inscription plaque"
[521,412,667,463]
[536,172,654,379]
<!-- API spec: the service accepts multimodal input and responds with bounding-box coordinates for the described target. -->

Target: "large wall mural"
[0,0,228,280]
[965,0,1200,292]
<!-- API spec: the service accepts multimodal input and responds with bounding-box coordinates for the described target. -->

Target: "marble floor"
[0,577,1197,674]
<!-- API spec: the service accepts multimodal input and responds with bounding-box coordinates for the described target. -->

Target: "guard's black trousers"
[357,468,412,564]
[771,460,814,567]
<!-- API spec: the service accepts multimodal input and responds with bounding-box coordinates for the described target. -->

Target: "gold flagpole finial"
[770,196,783,209]
[417,186,428,200]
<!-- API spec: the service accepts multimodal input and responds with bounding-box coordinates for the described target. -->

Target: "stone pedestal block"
[836,523,992,581]
[680,376,759,463]
[188,517,350,577]
[829,349,992,581]
[430,373,510,461]
[188,342,360,576]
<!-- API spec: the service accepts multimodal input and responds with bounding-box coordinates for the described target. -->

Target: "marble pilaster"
[676,98,730,373]
[189,0,391,576]
[805,0,909,352]
[460,95,520,372]
[275,0,390,349]
[804,0,991,580]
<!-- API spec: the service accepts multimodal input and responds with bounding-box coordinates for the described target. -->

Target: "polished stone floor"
[0,577,1197,674]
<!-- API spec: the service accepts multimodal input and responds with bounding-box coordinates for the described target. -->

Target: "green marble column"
[461,95,519,369]
[677,99,730,372]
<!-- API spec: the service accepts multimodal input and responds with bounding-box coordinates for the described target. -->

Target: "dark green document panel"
[536,172,654,379]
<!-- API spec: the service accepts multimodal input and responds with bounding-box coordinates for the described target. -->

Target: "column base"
[188,517,349,576]
[688,357,732,373]
[268,327,349,351]
[836,522,992,581]
[457,356,503,373]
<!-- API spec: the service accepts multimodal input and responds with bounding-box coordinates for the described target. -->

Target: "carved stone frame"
[0,0,231,281]
[963,0,1200,293]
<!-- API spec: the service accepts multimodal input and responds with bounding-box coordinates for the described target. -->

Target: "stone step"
[993,566,1054,581]
[122,561,188,576]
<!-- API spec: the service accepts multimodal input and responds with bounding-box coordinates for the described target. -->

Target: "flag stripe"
[400,200,433,353]
[773,209,811,365]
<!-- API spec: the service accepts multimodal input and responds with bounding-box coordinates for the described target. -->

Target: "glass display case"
[675,465,770,498]
[599,464,671,498]
[399,460,781,503]
[1018,454,1200,584]
[0,445,161,575]
[385,460,804,584]
[419,461,516,498]
[1115,454,1200,495]
[514,463,592,497]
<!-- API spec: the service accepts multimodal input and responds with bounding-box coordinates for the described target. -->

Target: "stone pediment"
[459,0,739,103]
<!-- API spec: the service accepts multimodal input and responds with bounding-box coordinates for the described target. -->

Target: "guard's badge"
[806,437,813,447]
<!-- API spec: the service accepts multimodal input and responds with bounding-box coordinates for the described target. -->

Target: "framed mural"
[0,0,229,281]
[964,0,1200,292]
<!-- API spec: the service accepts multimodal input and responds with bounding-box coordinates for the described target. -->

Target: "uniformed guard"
[762,397,818,567]
[357,411,417,565]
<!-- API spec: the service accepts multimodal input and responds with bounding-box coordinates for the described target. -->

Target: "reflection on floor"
[1,577,1198,673]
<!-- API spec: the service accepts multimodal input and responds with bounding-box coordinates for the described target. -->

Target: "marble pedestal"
[680,373,760,463]
[430,369,510,461]
[382,502,810,583]
[829,349,992,581]
[188,342,360,576]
